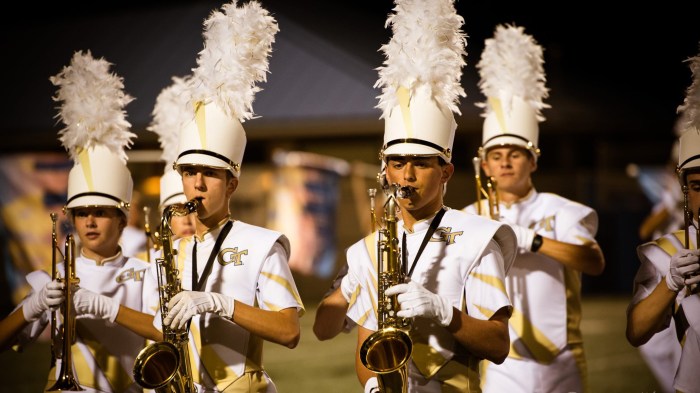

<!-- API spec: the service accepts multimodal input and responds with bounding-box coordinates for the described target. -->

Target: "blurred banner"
[270,151,350,278]
[0,153,72,307]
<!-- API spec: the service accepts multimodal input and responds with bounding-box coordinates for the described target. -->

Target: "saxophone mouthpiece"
[396,185,415,199]
[185,197,201,213]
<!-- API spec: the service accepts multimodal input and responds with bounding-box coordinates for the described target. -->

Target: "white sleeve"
[257,241,305,314]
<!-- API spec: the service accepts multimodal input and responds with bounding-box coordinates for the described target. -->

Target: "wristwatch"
[531,234,544,252]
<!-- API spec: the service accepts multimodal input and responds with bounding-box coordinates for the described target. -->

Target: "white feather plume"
[476,24,550,121]
[191,0,278,122]
[148,75,193,167]
[50,50,135,163]
[677,46,700,134]
[375,0,467,117]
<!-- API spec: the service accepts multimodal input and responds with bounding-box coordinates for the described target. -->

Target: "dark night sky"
[1,1,699,153]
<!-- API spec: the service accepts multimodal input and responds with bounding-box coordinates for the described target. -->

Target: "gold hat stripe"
[489,96,507,133]
[194,101,207,149]
[78,148,94,191]
[397,86,414,138]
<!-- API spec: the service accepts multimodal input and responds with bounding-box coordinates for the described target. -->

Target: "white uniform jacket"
[16,252,152,393]
[633,226,699,392]
[465,189,599,362]
[146,219,305,392]
[345,208,516,392]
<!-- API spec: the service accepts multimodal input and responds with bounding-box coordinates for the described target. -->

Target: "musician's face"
[180,165,237,224]
[72,207,125,259]
[482,146,536,195]
[385,155,452,218]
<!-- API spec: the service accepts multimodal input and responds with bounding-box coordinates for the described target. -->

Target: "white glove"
[666,249,700,292]
[363,376,379,393]
[509,224,536,253]
[339,270,358,303]
[73,288,120,323]
[164,291,234,330]
[22,279,65,322]
[385,279,453,327]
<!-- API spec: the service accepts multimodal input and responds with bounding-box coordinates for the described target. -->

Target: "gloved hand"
[509,224,536,253]
[385,279,453,327]
[22,279,65,322]
[73,288,120,323]
[666,249,700,292]
[363,376,379,393]
[339,270,358,303]
[164,291,234,330]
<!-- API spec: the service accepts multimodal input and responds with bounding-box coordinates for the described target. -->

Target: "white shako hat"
[477,24,550,161]
[148,76,192,210]
[50,50,136,215]
[173,0,278,178]
[676,45,700,178]
[376,0,467,164]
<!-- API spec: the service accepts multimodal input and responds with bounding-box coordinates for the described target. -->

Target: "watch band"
[531,234,544,252]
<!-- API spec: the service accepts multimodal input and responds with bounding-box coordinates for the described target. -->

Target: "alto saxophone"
[360,183,413,393]
[133,198,199,393]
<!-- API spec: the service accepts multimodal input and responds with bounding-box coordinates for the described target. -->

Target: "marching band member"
[147,2,304,391]
[626,46,700,393]
[342,1,517,391]
[463,24,605,393]
[11,50,161,392]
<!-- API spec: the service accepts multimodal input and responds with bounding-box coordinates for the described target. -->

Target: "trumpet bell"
[360,327,413,373]
[47,373,83,391]
[133,341,180,389]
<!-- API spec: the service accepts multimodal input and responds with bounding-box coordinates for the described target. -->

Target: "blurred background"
[1,1,699,391]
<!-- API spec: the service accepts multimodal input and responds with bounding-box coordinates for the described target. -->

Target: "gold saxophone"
[133,198,199,393]
[473,156,500,220]
[48,213,83,391]
[360,184,413,393]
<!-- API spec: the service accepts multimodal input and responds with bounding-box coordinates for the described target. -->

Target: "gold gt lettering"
[115,268,146,283]
[432,227,463,245]
[219,247,249,266]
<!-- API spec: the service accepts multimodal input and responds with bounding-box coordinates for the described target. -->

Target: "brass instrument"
[369,188,378,233]
[48,213,83,391]
[681,185,700,294]
[133,199,199,393]
[360,184,413,393]
[144,205,161,262]
[473,156,500,220]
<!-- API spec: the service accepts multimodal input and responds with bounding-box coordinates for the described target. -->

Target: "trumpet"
[473,156,500,220]
[360,184,412,393]
[133,198,199,393]
[48,213,83,391]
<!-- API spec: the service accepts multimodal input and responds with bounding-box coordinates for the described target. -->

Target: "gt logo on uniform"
[432,227,463,245]
[116,268,146,283]
[219,247,249,266]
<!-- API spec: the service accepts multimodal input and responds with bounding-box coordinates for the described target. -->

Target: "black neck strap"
[192,220,233,291]
[403,207,447,278]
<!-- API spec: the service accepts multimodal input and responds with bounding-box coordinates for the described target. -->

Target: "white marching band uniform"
[147,219,305,392]
[16,252,153,393]
[631,226,700,393]
[345,208,515,392]
[465,190,599,392]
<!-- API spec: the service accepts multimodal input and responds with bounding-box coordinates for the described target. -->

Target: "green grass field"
[1,296,661,392]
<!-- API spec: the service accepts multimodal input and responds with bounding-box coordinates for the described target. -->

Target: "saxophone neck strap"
[192,220,234,291]
[404,207,447,278]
